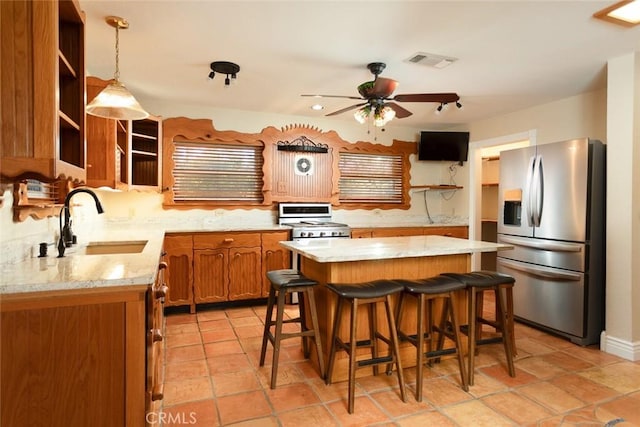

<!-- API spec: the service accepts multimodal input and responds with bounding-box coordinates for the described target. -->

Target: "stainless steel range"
[278,203,351,240]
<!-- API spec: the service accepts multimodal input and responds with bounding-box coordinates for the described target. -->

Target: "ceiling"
[80,1,640,130]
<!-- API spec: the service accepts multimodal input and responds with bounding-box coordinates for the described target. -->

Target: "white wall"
[601,52,640,360]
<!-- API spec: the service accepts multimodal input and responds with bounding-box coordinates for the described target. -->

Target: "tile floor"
[161,300,640,426]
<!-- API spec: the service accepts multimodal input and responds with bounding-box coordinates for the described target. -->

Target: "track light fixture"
[435,102,446,115]
[208,61,240,86]
[456,101,463,109]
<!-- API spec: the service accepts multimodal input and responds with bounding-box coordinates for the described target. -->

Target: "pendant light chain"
[114,23,120,82]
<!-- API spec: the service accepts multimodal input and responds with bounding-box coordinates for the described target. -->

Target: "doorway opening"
[468,131,535,271]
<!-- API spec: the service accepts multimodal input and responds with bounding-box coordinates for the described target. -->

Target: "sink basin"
[84,240,148,255]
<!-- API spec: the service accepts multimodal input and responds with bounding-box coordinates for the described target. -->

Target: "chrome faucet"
[57,188,105,258]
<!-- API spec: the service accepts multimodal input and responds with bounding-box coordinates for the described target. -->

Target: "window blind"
[172,141,263,202]
[338,152,403,203]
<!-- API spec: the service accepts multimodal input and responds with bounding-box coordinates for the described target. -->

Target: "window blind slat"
[173,141,263,202]
[339,152,403,204]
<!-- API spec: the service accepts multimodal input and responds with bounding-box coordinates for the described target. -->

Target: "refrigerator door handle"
[499,235,583,252]
[499,258,582,281]
[533,155,544,226]
[525,155,536,226]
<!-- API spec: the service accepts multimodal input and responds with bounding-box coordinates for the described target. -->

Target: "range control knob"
[300,232,307,237]
[308,232,314,237]
[320,231,326,237]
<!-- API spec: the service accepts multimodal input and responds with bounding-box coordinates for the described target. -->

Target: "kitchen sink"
[84,240,148,255]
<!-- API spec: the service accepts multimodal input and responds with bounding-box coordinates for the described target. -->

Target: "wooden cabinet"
[164,230,291,311]
[147,260,167,421]
[86,76,162,190]
[261,231,292,296]
[193,232,263,303]
[1,286,148,426]
[163,234,194,311]
[1,0,86,182]
[351,226,468,239]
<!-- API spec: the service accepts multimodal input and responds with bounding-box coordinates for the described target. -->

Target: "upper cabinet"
[1,0,86,183]
[86,76,162,190]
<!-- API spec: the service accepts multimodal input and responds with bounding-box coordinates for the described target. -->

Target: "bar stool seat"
[260,269,325,389]
[442,271,516,385]
[395,276,468,401]
[326,279,407,414]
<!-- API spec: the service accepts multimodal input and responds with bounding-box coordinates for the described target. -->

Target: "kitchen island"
[279,235,512,381]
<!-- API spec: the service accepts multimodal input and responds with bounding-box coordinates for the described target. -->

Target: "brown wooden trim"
[162,117,417,210]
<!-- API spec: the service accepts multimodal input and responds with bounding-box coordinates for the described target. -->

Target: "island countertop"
[279,235,512,263]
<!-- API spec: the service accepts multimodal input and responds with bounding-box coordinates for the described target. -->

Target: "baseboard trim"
[600,331,640,361]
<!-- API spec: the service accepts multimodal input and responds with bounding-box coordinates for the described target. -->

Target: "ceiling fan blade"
[384,102,412,118]
[325,102,368,116]
[392,92,460,103]
[301,94,363,100]
[371,77,399,98]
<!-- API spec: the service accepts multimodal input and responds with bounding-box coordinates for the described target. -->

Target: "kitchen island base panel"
[299,253,470,382]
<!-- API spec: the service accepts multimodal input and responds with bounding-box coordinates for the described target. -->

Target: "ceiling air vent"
[405,52,458,69]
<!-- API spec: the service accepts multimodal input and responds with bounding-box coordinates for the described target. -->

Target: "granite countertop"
[0,229,165,295]
[280,235,512,263]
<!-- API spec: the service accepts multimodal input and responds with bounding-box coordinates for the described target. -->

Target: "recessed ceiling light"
[594,0,640,27]
[311,104,324,111]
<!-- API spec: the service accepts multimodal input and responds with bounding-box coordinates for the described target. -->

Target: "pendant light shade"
[86,16,149,120]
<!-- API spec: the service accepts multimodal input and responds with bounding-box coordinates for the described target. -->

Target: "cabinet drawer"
[194,232,261,249]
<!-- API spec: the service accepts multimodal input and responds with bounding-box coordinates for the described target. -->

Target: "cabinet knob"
[151,384,164,401]
[155,285,169,299]
[151,329,163,343]
[223,238,234,243]
[158,261,168,270]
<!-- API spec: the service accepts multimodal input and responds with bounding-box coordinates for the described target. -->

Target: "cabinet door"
[163,235,194,309]
[228,247,262,301]
[261,231,291,297]
[194,249,228,303]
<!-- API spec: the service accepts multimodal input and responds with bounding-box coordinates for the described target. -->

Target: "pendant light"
[86,16,149,120]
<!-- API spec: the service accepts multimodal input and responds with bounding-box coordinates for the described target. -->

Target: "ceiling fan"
[302,62,460,124]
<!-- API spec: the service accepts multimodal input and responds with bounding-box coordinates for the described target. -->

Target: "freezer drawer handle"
[499,258,582,281]
[499,235,582,253]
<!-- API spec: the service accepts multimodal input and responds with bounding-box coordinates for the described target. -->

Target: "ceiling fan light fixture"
[354,106,370,124]
[86,16,149,121]
[594,0,640,26]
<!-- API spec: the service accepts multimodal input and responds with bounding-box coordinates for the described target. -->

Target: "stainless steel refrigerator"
[497,138,606,345]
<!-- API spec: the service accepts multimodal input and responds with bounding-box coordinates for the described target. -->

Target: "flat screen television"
[418,131,470,163]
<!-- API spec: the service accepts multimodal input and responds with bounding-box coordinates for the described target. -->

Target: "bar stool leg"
[415,293,426,401]
[259,286,277,367]
[305,287,325,380]
[270,288,287,389]
[495,286,516,377]
[384,294,406,403]
[447,291,469,392]
[468,287,478,385]
[326,297,344,385]
[348,298,359,414]
[369,303,379,376]
[298,291,309,358]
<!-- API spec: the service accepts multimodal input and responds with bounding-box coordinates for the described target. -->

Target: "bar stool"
[259,269,325,389]
[325,279,407,414]
[442,271,516,385]
[395,276,468,401]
